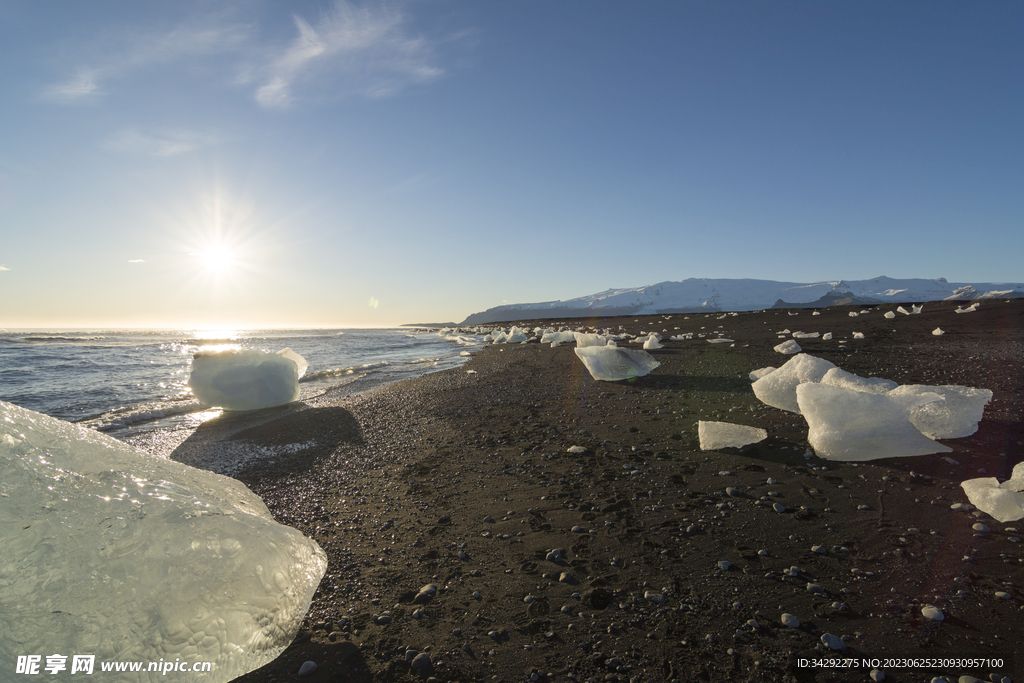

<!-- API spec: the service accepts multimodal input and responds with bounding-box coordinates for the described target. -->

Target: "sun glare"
[195,245,236,273]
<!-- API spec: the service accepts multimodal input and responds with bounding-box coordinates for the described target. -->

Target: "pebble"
[820,633,845,650]
[781,613,800,628]
[644,590,667,604]
[746,619,759,630]
[725,487,740,497]
[410,652,432,671]
[471,591,481,599]
[994,591,1011,599]
[921,605,944,621]
[298,661,317,677]
[414,584,437,604]
[766,477,777,485]
[374,612,392,625]
[524,595,535,603]
[567,446,587,454]
[717,560,732,571]
[807,582,826,594]
[545,549,563,562]
[773,503,786,513]
[869,669,885,682]
[811,545,826,554]
[758,549,769,557]
[559,572,576,584]
[973,523,990,533]
[857,504,872,510]
[571,525,585,533]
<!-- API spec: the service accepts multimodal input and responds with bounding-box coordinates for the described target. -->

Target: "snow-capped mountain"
[459,276,1024,325]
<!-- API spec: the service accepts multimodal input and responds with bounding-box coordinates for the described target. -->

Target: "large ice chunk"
[888,385,993,439]
[541,330,576,346]
[751,354,837,413]
[821,367,898,395]
[642,335,663,350]
[796,383,952,461]
[574,346,660,381]
[774,339,801,354]
[698,421,767,450]
[0,400,326,682]
[506,326,528,344]
[573,332,608,348]
[188,348,305,411]
[961,463,1024,523]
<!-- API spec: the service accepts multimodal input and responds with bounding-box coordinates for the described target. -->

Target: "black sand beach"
[129,299,1024,683]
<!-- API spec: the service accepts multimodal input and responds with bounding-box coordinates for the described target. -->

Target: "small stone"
[781,613,799,628]
[717,560,732,571]
[571,525,585,533]
[820,633,845,650]
[807,582,826,594]
[766,477,777,485]
[746,619,759,629]
[298,661,317,677]
[726,487,740,497]
[644,590,667,604]
[472,591,481,599]
[559,571,576,584]
[994,591,1011,599]
[972,523,990,533]
[921,605,944,621]
[524,595,535,603]
[811,545,826,554]
[545,549,563,562]
[414,584,438,604]
[567,446,587,454]
[374,612,392,625]
[773,503,786,513]
[869,669,885,682]
[410,652,432,671]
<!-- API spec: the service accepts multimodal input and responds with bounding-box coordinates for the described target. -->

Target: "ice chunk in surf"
[574,346,659,381]
[188,348,306,411]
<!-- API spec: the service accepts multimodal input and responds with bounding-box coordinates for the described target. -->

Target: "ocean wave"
[300,361,389,382]
[18,335,107,342]
[78,399,207,432]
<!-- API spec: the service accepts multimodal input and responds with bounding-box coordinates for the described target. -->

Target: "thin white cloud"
[105,129,220,157]
[127,259,146,263]
[256,1,444,108]
[0,265,9,271]
[42,69,101,103]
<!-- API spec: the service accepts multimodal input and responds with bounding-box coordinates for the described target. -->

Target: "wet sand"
[129,299,1024,683]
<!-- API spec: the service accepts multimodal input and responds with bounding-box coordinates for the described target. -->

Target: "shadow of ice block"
[961,463,1024,523]
[698,421,767,450]
[188,349,304,411]
[751,353,836,413]
[0,400,326,682]
[796,383,952,461]
[573,346,659,381]
[888,385,993,439]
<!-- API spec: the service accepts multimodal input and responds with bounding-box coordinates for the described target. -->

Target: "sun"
[194,244,236,273]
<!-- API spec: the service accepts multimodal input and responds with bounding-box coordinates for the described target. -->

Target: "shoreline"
[129,299,1024,682]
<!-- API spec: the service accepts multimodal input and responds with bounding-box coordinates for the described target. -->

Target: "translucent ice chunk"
[541,330,576,346]
[888,385,993,439]
[796,383,951,461]
[188,348,305,411]
[961,463,1024,523]
[573,332,608,348]
[0,400,326,682]
[774,339,801,355]
[698,421,767,450]
[749,366,777,381]
[821,367,898,395]
[752,353,836,413]
[506,326,528,344]
[643,335,663,350]
[574,346,659,381]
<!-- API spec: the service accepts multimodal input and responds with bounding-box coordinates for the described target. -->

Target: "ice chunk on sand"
[749,366,776,381]
[822,332,833,340]
[188,348,305,411]
[884,311,896,319]
[698,421,767,450]
[0,400,326,682]
[574,346,660,381]
[643,335,663,350]
[955,303,979,313]
[573,332,608,348]
[888,385,993,439]
[541,330,576,346]
[961,463,1024,523]
[774,339,801,355]
[897,306,910,315]
[277,347,308,378]
[932,327,944,336]
[752,354,836,413]
[506,326,528,344]
[821,367,898,395]
[912,304,923,314]
[796,383,951,460]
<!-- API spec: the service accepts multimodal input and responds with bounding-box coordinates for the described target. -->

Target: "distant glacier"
[459,276,1024,325]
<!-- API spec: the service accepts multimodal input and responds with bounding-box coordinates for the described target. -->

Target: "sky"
[1,1,1021,329]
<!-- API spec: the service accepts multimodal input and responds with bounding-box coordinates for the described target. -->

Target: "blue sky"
[1,1,1021,328]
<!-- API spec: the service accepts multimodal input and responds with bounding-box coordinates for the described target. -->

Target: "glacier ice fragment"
[0,400,327,682]
[698,421,767,450]
[188,348,305,411]
[821,367,898,395]
[774,339,801,355]
[573,347,660,381]
[751,353,836,413]
[796,383,951,461]
[960,463,1024,523]
[573,332,608,348]
[888,385,993,439]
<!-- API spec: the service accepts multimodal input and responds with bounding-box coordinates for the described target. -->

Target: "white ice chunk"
[573,332,608,348]
[897,306,910,315]
[188,348,304,411]
[932,327,945,336]
[796,383,951,461]
[708,338,734,344]
[961,463,1024,523]
[698,421,767,450]
[848,311,859,317]
[793,332,819,338]
[852,332,865,339]
[574,346,660,381]
[822,332,833,340]
[884,311,896,319]
[276,347,308,378]
[888,384,993,439]
[821,367,898,395]
[0,401,327,682]
[541,330,576,346]
[912,305,923,314]
[955,303,979,313]
[774,339,802,355]
[749,366,777,381]
[643,335,663,349]
[506,326,528,343]
[752,354,836,414]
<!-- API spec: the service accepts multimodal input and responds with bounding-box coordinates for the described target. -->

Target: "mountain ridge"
[459,276,1024,325]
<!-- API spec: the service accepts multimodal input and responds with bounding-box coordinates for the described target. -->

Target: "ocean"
[0,328,477,437]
